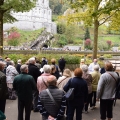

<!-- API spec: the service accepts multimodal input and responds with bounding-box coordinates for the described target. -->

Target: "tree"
[0,0,36,55]
[62,0,120,59]
[84,27,90,40]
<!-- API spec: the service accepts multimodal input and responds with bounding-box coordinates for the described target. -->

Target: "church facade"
[3,0,56,34]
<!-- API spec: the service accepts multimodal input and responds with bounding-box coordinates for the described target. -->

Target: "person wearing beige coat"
[90,65,101,109]
[57,69,72,90]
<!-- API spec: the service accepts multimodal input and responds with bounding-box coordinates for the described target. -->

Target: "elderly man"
[88,59,100,73]
[90,65,101,109]
[0,61,8,113]
[37,75,66,120]
[37,65,53,93]
[28,57,41,112]
[13,64,36,120]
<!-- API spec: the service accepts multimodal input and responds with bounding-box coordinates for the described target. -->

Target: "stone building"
[3,0,56,34]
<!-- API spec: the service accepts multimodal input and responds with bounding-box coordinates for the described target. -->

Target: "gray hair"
[29,57,35,64]
[9,60,15,66]
[43,65,51,73]
[20,64,28,72]
[17,59,21,63]
[81,65,88,73]
[94,65,99,71]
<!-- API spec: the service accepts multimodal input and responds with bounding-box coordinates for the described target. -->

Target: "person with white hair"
[28,57,41,112]
[88,59,100,73]
[37,65,53,93]
[16,59,22,74]
[90,65,101,109]
[6,60,19,100]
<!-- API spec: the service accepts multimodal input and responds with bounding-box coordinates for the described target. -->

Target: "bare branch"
[99,10,117,26]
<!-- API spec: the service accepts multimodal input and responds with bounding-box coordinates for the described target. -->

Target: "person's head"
[17,59,21,64]
[43,65,51,73]
[50,65,56,74]
[0,61,5,71]
[20,64,28,73]
[47,75,57,86]
[6,58,11,62]
[29,57,36,65]
[81,65,88,73]
[81,59,85,63]
[63,69,72,77]
[9,60,15,66]
[74,68,83,77]
[51,58,56,65]
[104,61,113,71]
[93,59,97,64]
[94,65,99,71]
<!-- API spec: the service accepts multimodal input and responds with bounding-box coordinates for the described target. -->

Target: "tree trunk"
[0,11,3,55]
[93,19,99,59]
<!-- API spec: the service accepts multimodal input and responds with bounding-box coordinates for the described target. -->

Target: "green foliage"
[57,23,66,34]
[63,55,80,64]
[5,53,80,65]
[56,35,67,47]
[103,54,112,58]
[7,39,19,46]
[4,28,43,46]
[84,27,90,40]
[64,24,79,44]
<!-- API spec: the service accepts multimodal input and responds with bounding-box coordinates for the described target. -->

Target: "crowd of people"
[0,55,119,120]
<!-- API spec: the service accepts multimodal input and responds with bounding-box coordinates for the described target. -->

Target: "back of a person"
[14,74,35,101]
[72,77,87,100]
[57,76,71,90]
[28,63,40,83]
[82,73,92,94]
[91,71,100,91]
[99,72,118,99]
[40,88,63,117]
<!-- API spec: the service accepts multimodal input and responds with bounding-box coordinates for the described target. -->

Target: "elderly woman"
[37,65,53,93]
[57,69,72,90]
[97,61,118,120]
[64,68,88,120]
[81,65,92,113]
[6,60,19,100]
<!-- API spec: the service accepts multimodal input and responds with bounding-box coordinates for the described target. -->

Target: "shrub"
[103,54,112,58]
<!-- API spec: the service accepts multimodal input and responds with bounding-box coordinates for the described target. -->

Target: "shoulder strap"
[58,77,67,85]
[42,77,48,88]
[46,89,59,108]
[108,73,117,82]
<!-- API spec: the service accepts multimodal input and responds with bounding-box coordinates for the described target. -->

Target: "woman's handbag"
[65,78,74,100]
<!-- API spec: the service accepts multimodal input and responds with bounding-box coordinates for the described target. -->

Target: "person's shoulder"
[0,71,5,77]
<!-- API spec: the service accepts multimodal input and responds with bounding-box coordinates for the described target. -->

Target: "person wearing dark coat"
[37,75,66,120]
[51,58,61,80]
[41,58,47,68]
[58,57,66,74]
[64,68,88,120]
[13,64,36,120]
[0,61,8,113]
[28,57,41,112]
[16,59,22,74]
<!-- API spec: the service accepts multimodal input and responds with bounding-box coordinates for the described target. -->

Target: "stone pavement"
[5,99,120,120]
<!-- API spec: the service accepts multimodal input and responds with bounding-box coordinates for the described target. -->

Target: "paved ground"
[5,99,120,120]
